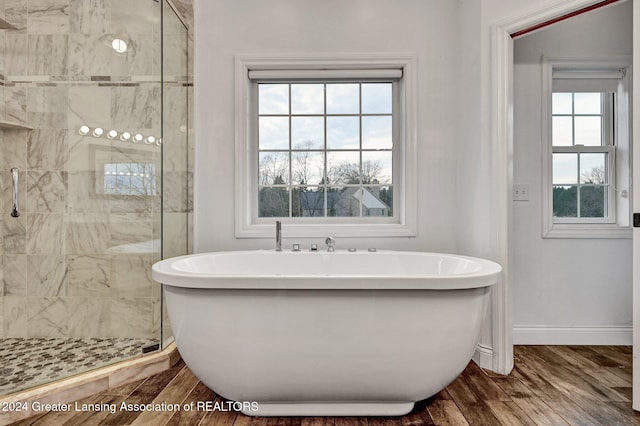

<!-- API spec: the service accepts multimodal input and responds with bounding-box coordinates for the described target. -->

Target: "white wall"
[193,0,462,253]
[512,1,633,344]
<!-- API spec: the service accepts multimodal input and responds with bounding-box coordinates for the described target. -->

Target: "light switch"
[513,183,530,201]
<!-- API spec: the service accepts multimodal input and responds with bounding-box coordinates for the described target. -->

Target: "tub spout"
[275,221,282,251]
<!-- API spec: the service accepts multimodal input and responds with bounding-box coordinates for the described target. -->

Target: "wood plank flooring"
[11,346,640,425]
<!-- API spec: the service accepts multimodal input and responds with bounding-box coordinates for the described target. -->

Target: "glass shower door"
[0,0,187,395]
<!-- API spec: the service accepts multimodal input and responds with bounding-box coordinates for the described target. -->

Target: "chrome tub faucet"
[275,221,282,251]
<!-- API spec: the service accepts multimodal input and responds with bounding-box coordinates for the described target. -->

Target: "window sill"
[543,224,631,239]
[235,222,417,239]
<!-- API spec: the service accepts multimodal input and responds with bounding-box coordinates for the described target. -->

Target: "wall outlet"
[513,183,530,201]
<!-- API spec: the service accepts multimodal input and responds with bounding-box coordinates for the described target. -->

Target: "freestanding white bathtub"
[152,250,501,417]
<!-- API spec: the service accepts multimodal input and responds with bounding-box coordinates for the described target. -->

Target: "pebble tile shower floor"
[0,338,155,395]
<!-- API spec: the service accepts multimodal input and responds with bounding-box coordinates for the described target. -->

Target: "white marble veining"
[27,86,68,128]
[0,132,27,170]
[111,34,155,76]
[110,297,154,338]
[68,254,110,296]
[27,35,69,75]
[162,171,188,213]
[3,296,27,337]
[67,297,109,337]
[162,213,187,259]
[66,171,109,212]
[109,193,153,214]
[169,0,194,29]
[111,0,158,35]
[2,254,26,296]
[111,254,153,298]
[109,212,152,248]
[28,0,70,34]
[27,130,69,171]
[5,34,27,76]
[111,86,159,129]
[162,37,188,77]
[67,86,111,129]
[27,213,65,255]
[2,216,26,254]
[26,171,67,213]
[3,86,27,124]
[68,33,112,76]
[27,296,67,337]
[4,0,27,32]
[26,255,67,296]
[66,212,110,254]
[70,0,109,35]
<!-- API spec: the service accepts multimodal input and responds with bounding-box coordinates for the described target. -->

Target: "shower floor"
[0,338,155,395]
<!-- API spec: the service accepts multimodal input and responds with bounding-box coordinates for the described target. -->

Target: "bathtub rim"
[152,250,502,290]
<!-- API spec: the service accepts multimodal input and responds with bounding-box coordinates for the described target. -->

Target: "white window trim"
[234,53,417,238]
[541,56,632,239]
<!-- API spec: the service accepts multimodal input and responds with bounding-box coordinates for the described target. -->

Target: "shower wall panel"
[0,0,181,341]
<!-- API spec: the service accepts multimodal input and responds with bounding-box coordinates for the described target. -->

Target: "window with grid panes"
[257,81,396,219]
[542,61,631,238]
[551,91,614,222]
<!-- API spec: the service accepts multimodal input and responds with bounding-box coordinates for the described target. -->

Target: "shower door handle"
[10,168,19,218]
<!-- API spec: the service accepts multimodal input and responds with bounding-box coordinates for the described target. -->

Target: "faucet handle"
[325,236,335,252]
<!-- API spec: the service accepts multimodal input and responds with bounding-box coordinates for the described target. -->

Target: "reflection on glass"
[292,186,325,217]
[259,84,289,115]
[580,186,606,217]
[327,117,359,149]
[552,116,572,146]
[362,83,392,114]
[552,93,572,114]
[362,116,392,149]
[259,117,289,150]
[292,117,324,149]
[574,116,601,146]
[259,187,289,217]
[327,151,360,184]
[104,163,157,196]
[553,185,577,217]
[259,152,289,185]
[292,84,324,114]
[574,93,601,115]
[553,153,577,185]
[292,151,324,185]
[580,153,606,184]
[326,84,359,114]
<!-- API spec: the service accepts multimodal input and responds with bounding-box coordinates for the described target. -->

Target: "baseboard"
[472,343,494,371]
[513,325,632,345]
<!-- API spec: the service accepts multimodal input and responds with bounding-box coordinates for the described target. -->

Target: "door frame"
[489,0,637,386]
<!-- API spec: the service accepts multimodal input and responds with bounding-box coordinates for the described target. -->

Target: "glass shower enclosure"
[0,0,190,395]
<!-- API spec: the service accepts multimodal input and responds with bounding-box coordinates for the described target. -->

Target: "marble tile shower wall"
[0,0,189,340]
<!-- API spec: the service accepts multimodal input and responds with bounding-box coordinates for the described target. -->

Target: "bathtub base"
[243,401,415,417]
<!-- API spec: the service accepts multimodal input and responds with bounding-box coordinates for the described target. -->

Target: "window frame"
[234,54,417,238]
[541,57,632,239]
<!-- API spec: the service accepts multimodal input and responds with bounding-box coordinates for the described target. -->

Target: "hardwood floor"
[12,346,640,425]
